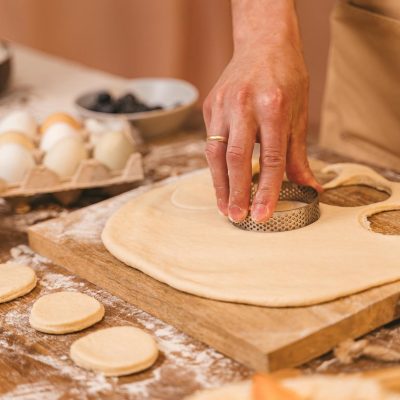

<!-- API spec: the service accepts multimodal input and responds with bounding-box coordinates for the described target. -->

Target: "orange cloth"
[320,0,400,170]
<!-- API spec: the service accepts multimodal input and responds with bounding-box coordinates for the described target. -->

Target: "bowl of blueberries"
[75,78,198,138]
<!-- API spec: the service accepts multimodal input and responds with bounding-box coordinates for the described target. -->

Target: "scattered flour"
[1,244,249,399]
[1,381,61,400]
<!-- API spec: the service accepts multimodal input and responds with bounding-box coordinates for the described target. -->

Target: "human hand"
[203,1,322,223]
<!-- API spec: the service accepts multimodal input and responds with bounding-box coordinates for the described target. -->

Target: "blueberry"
[135,104,151,113]
[115,93,146,113]
[150,105,163,111]
[96,91,113,105]
[122,93,140,104]
[97,103,116,113]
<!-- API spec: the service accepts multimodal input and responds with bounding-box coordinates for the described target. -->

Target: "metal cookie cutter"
[232,175,320,232]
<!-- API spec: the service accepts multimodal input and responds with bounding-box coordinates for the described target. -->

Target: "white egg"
[43,136,88,178]
[40,122,81,152]
[0,111,37,139]
[0,131,35,151]
[0,143,35,183]
[85,118,130,146]
[94,131,136,171]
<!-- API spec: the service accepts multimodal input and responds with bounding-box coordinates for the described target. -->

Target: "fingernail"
[228,205,247,222]
[251,204,267,223]
[217,199,228,216]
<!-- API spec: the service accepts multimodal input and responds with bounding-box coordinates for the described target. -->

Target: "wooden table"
[1,46,400,399]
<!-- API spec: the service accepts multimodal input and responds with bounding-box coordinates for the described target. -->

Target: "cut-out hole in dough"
[367,210,400,235]
[320,185,390,207]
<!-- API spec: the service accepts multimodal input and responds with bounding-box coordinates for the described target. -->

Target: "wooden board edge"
[268,289,400,370]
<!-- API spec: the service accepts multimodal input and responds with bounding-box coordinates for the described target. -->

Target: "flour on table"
[1,244,248,399]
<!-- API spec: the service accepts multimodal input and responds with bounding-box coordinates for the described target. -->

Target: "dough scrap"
[187,375,399,400]
[70,326,159,376]
[102,164,400,307]
[29,291,105,334]
[0,263,37,303]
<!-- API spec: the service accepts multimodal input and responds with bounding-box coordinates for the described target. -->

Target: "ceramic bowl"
[75,78,199,139]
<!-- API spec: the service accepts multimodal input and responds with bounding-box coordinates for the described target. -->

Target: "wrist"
[232,0,301,52]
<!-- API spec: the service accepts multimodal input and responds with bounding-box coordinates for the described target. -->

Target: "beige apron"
[320,0,400,171]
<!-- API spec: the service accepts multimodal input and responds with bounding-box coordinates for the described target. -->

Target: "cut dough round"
[171,171,216,210]
[0,263,37,303]
[70,326,159,376]
[29,291,105,334]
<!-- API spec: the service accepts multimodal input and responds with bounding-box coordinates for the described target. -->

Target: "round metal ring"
[231,179,320,233]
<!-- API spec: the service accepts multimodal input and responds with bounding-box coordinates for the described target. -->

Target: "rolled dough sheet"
[102,163,400,307]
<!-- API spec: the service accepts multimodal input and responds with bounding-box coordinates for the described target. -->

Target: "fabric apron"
[320,0,400,171]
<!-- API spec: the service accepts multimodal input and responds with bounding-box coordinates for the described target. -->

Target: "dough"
[70,326,159,376]
[187,375,398,400]
[0,263,37,303]
[29,291,104,334]
[187,381,251,400]
[102,163,400,307]
[171,173,306,212]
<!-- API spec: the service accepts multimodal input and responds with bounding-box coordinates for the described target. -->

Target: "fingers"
[226,112,256,222]
[251,91,289,223]
[286,142,323,193]
[286,96,323,193]
[204,106,230,215]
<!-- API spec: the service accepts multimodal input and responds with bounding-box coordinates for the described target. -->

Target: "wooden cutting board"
[28,170,400,372]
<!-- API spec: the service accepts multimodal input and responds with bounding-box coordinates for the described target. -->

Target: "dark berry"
[97,103,116,113]
[135,104,150,113]
[115,93,148,113]
[96,91,113,105]
[122,93,140,104]
[149,105,163,111]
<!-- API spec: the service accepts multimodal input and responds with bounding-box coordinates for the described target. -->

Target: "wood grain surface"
[0,134,399,398]
[28,157,400,373]
[0,134,253,399]
[3,45,400,399]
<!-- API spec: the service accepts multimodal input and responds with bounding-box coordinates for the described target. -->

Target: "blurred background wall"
[0,0,336,135]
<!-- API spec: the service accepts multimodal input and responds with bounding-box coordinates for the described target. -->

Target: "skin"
[203,0,322,223]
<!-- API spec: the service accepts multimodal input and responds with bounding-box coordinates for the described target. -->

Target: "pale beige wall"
[0,0,336,134]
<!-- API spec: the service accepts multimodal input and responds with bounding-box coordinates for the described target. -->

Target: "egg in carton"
[0,111,144,205]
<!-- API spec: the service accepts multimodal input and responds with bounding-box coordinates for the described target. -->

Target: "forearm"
[231,0,302,52]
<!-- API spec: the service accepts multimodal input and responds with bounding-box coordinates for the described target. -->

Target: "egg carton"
[0,152,144,198]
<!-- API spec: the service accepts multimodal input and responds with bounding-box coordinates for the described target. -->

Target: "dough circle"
[70,326,159,376]
[102,164,400,307]
[0,263,37,303]
[29,291,105,334]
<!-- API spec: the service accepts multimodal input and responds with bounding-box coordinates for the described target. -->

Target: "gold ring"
[207,135,228,144]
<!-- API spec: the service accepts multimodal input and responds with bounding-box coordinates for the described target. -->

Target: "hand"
[203,0,322,223]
